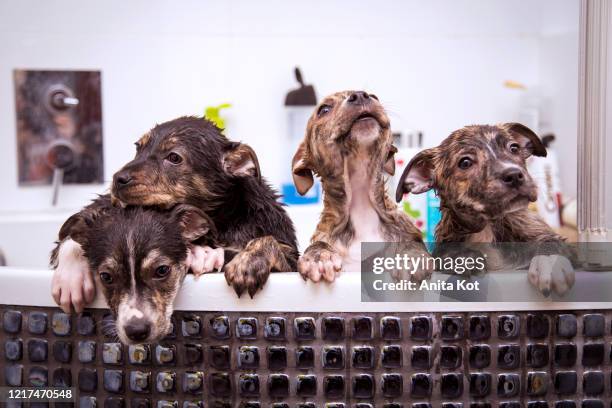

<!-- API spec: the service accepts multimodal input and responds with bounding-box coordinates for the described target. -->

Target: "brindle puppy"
[51,117,298,313]
[396,123,574,296]
[63,196,215,344]
[292,90,430,281]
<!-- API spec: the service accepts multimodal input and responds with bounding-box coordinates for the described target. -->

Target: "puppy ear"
[291,141,315,195]
[395,148,436,202]
[504,122,547,157]
[223,142,261,180]
[172,204,216,242]
[59,213,92,247]
[384,145,398,175]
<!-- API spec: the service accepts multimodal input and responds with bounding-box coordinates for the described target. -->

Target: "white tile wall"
[0,0,579,214]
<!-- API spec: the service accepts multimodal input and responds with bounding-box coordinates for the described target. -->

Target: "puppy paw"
[298,247,342,283]
[411,256,435,282]
[187,245,224,278]
[389,254,433,283]
[528,254,575,297]
[51,239,96,314]
[224,251,270,298]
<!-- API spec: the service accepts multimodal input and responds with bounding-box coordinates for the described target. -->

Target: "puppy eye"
[166,152,183,165]
[370,94,379,101]
[99,272,113,285]
[458,157,473,169]
[317,104,331,117]
[155,265,171,279]
[509,143,520,154]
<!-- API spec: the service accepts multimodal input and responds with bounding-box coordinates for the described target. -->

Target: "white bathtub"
[1,267,610,312]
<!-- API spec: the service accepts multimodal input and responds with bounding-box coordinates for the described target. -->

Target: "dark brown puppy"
[52,117,298,310]
[61,196,214,344]
[396,123,574,295]
[292,90,429,281]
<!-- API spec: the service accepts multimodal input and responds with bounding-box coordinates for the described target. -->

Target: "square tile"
[352,374,375,399]
[156,371,176,393]
[238,346,260,369]
[296,374,317,397]
[51,312,71,336]
[239,373,259,397]
[264,317,286,341]
[411,346,432,369]
[267,346,287,370]
[497,373,519,398]
[381,373,403,398]
[583,371,604,395]
[323,375,345,399]
[410,316,432,340]
[497,344,520,369]
[469,373,491,398]
[351,316,373,340]
[129,370,151,393]
[103,369,124,393]
[380,316,402,340]
[583,314,605,337]
[469,315,491,340]
[381,345,402,368]
[28,312,48,335]
[554,371,577,395]
[76,312,96,336]
[498,315,520,339]
[3,310,22,334]
[5,338,23,361]
[268,374,289,398]
[296,346,315,369]
[556,314,577,338]
[352,346,374,369]
[322,316,345,341]
[441,373,463,398]
[182,371,204,394]
[294,317,316,340]
[441,316,464,341]
[411,373,432,398]
[440,345,462,369]
[210,315,231,339]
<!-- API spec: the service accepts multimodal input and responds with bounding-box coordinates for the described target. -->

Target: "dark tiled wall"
[1,307,611,408]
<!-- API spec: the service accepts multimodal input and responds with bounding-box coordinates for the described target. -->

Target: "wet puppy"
[396,123,574,295]
[63,196,214,344]
[52,117,298,313]
[292,90,429,281]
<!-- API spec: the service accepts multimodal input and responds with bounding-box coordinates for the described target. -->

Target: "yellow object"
[503,80,526,90]
[204,103,231,130]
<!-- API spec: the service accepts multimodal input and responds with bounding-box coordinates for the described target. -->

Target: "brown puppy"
[396,123,574,295]
[292,90,429,281]
[63,196,215,344]
[51,117,298,314]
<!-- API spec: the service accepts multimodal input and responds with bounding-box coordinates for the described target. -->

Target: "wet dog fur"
[396,123,574,295]
[292,90,429,281]
[58,195,215,344]
[52,116,298,301]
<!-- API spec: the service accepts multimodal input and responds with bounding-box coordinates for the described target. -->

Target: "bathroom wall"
[0,0,579,213]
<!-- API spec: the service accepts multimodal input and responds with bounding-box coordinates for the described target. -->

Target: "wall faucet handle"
[45,140,78,206]
[50,90,79,109]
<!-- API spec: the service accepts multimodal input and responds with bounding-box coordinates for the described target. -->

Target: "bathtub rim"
[1,267,611,312]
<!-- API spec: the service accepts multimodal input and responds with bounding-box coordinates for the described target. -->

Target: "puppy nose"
[114,171,133,186]
[124,318,151,342]
[501,168,525,188]
[347,91,370,105]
